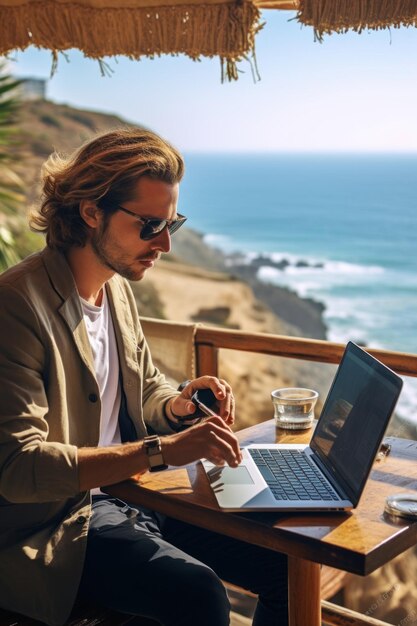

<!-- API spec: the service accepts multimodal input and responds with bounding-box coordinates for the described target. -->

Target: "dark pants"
[78,497,288,626]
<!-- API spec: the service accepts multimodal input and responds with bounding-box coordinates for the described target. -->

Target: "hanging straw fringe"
[0,0,262,81]
[297,0,417,40]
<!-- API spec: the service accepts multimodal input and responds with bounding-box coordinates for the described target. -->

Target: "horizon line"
[183,150,417,155]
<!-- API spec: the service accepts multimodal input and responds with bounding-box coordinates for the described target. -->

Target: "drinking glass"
[271,387,319,430]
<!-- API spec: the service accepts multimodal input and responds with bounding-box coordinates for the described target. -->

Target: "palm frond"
[0,226,20,271]
[0,64,24,216]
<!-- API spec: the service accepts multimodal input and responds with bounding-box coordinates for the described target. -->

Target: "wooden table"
[106,420,417,626]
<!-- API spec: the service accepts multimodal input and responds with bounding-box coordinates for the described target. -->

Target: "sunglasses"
[115,205,187,241]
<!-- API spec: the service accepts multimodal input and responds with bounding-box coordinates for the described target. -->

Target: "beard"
[90,221,157,281]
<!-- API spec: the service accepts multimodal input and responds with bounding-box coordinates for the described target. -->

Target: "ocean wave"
[203,233,234,250]
[256,267,387,303]
[396,379,417,426]
[327,327,372,346]
[286,260,384,276]
[225,246,385,276]
[325,299,389,327]
[256,259,417,350]
[256,259,384,281]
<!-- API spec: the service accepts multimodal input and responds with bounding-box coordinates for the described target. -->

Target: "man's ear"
[79,200,102,229]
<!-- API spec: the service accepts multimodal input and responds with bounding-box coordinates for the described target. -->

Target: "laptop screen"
[311,342,402,506]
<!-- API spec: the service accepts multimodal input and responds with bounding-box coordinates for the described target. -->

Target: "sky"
[8,10,417,152]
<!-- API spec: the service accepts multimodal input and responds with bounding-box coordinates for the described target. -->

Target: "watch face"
[149,452,164,465]
[149,453,168,472]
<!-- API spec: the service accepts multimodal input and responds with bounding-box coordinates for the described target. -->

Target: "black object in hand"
[191,388,218,417]
[176,381,218,421]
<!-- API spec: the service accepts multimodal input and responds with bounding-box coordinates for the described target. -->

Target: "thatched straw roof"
[1,1,416,80]
[0,0,294,80]
[297,0,417,41]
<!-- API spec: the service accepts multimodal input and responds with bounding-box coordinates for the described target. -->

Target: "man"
[0,128,288,626]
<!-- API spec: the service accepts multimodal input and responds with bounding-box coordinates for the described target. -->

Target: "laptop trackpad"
[207,466,254,485]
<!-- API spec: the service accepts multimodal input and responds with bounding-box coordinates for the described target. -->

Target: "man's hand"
[167,376,235,425]
[162,415,242,468]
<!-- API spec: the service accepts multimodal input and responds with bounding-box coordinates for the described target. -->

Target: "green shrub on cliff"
[0,65,26,270]
[0,226,19,271]
[0,66,24,217]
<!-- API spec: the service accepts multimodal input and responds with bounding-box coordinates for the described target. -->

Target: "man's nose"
[153,226,171,253]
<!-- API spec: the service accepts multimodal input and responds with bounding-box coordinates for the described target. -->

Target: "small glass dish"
[384,493,417,520]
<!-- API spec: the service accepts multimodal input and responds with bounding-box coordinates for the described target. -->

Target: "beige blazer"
[0,247,178,625]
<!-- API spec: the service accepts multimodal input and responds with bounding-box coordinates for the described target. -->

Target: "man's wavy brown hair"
[30,127,185,250]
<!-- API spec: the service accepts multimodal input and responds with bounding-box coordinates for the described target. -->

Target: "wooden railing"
[141,316,417,378]
[193,325,417,378]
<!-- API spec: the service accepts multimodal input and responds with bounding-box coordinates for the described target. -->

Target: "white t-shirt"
[80,289,122,448]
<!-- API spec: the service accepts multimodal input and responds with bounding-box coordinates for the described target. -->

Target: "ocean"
[180,153,417,424]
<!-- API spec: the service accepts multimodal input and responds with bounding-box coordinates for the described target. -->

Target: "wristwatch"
[143,435,168,472]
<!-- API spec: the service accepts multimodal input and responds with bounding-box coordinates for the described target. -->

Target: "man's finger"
[207,430,241,467]
[199,418,242,463]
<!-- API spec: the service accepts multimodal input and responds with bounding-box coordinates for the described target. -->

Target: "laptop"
[202,341,403,512]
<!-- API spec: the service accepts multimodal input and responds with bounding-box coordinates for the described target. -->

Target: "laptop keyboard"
[249,448,339,501]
